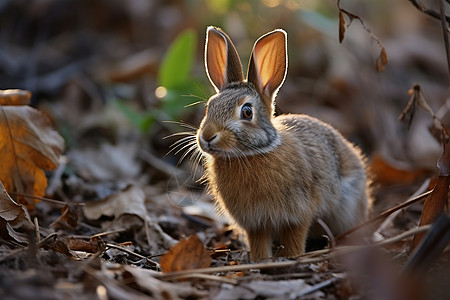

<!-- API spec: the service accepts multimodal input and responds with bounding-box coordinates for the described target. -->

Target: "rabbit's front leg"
[247,229,273,261]
[279,222,310,258]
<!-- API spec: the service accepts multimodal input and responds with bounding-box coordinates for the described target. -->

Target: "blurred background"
[0,0,449,206]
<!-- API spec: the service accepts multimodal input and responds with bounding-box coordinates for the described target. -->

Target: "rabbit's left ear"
[205,26,244,92]
[247,29,287,102]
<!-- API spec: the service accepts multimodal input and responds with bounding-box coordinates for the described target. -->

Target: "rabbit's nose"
[202,133,218,143]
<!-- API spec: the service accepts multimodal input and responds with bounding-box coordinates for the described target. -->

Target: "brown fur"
[196,27,370,261]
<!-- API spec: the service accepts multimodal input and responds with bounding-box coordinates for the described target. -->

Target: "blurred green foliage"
[115,29,207,133]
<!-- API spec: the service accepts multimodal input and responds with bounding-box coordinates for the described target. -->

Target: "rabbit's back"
[274,114,369,235]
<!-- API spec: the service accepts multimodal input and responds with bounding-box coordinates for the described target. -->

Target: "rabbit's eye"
[241,104,253,120]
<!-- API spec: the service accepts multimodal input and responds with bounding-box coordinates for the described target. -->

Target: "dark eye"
[240,104,253,120]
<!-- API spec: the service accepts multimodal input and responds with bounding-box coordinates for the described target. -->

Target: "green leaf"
[113,100,155,133]
[158,29,197,90]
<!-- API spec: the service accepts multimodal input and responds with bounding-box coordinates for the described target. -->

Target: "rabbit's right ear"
[205,27,244,92]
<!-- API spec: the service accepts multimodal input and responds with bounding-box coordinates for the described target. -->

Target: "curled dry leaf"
[0,90,64,206]
[338,11,346,43]
[411,133,450,250]
[64,236,106,253]
[0,89,31,106]
[160,234,212,272]
[0,181,34,243]
[376,47,388,72]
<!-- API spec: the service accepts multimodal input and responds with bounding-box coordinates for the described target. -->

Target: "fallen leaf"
[64,236,106,253]
[0,89,31,106]
[123,265,204,299]
[160,234,212,272]
[369,154,429,185]
[50,204,79,229]
[0,180,34,243]
[82,185,177,253]
[82,185,146,220]
[411,134,450,250]
[0,90,64,206]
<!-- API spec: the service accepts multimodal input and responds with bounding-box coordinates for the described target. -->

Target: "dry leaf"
[160,235,212,272]
[82,185,146,220]
[0,90,64,206]
[0,181,34,243]
[0,89,31,106]
[369,154,428,186]
[64,236,106,253]
[411,135,450,250]
[375,47,388,72]
[338,11,346,43]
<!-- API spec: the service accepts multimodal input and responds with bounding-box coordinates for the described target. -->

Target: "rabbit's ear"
[205,27,244,92]
[247,29,287,102]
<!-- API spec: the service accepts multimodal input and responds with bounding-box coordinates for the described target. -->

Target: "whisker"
[174,141,197,156]
[179,144,199,164]
[169,136,196,149]
[162,120,198,131]
[165,138,196,157]
[163,131,196,139]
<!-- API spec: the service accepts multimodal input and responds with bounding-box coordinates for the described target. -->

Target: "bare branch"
[439,0,450,84]
[408,0,450,24]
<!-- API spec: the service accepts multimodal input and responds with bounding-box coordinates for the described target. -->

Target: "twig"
[293,277,337,298]
[337,0,387,71]
[317,218,336,249]
[165,273,238,285]
[91,229,127,238]
[439,0,450,84]
[408,0,450,24]
[156,225,430,281]
[105,243,159,267]
[374,179,429,238]
[335,189,432,240]
[10,192,85,206]
[0,232,58,263]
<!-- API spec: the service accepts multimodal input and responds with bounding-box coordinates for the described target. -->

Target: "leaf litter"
[1,1,450,299]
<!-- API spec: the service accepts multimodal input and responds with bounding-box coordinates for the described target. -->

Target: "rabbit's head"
[197,27,287,159]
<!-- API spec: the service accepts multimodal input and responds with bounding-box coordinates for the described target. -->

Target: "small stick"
[336,190,432,240]
[156,224,431,281]
[293,277,337,298]
[439,0,450,84]
[106,243,159,267]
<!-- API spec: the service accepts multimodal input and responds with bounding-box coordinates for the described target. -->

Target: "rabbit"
[194,26,370,261]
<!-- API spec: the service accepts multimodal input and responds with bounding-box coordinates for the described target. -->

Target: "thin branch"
[106,243,159,267]
[156,225,430,281]
[337,0,388,71]
[408,0,450,24]
[335,189,432,240]
[439,0,450,84]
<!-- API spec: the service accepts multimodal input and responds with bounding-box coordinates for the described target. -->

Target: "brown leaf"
[338,11,346,43]
[369,154,428,186]
[64,236,106,253]
[375,47,388,72]
[0,89,31,106]
[0,95,64,206]
[0,181,34,243]
[160,235,212,272]
[411,136,450,250]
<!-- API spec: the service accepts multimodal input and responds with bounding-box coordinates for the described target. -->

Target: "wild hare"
[195,26,370,261]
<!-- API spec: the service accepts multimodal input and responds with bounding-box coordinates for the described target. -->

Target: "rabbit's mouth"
[197,136,242,158]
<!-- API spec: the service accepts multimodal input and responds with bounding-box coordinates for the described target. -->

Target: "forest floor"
[1,1,450,299]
